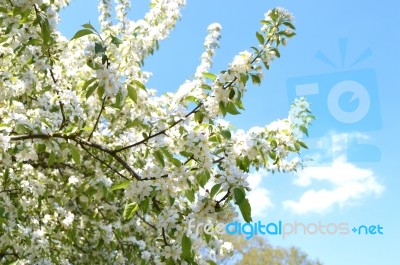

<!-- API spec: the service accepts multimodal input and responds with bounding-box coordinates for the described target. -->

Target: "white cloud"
[283,132,384,214]
[247,169,272,217]
[283,155,384,214]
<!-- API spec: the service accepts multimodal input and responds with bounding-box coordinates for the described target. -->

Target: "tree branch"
[10,133,142,180]
[113,103,203,153]
[0,188,19,194]
[215,188,231,209]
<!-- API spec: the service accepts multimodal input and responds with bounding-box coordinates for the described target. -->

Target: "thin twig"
[88,99,106,141]
[141,174,168,181]
[135,213,156,230]
[212,157,225,164]
[215,188,231,209]
[184,155,194,165]
[113,103,202,153]
[80,144,129,180]
[151,198,169,246]
[49,68,67,130]
[98,209,126,254]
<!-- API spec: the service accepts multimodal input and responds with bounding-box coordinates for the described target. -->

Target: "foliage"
[0,0,313,264]
[220,234,323,265]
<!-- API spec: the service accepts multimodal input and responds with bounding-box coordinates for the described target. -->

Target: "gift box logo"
[287,39,381,163]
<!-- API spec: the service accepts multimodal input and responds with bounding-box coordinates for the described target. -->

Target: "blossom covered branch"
[0,1,313,264]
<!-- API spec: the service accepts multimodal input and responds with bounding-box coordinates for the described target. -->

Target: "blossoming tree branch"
[0,0,314,264]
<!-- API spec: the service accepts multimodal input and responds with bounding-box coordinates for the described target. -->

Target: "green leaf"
[170,158,182,167]
[36,142,48,153]
[280,31,296,38]
[201,84,212,90]
[94,42,106,54]
[139,198,150,214]
[168,195,175,206]
[207,260,218,265]
[228,89,235,99]
[226,102,241,115]
[82,23,97,32]
[185,95,198,103]
[123,202,138,220]
[236,99,245,110]
[256,31,265,44]
[269,10,278,21]
[26,38,41,46]
[269,151,276,160]
[294,142,300,152]
[196,171,210,188]
[110,180,131,191]
[194,111,205,124]
[111,35,123,46]
[6,261,20,265]
[219,101,227,116]
[82,77,97,90]
[180,150,193,158]
[161,149,182,167]
[283,21,296,30]
[203,230,211,243]
[97,85,105,98]
[166,259,175,265]
[210,183,222,198]
[71,29,94,40]
[250,46,260,55]
[101,54,108,65]
[85,82,98,99]
[19,9,31,23]
[15,124,31,134]
[270,139,277,149]
[300,125,309,136]
[209,135,220,144]
[251,74,261,85]
[220,129,231,140]
[70,145,80,164]
[181,234,192,260]
[86,58,101,70]
[0,36,9,44]
[309,114,316,120]
[185,189,195,202]
[131,80,146,90]
[154,150,165,167]
[242,156,251,172]
[298,140,308,149]
[127,84,137,103]
[233,187,246,205]
[272,48,281,58]
[202,72,217,81]
[238,198,252,222]
[40,20,51,44]
[48,152,57,165]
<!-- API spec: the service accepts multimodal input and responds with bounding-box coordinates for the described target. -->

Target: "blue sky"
[59,1,400,264]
